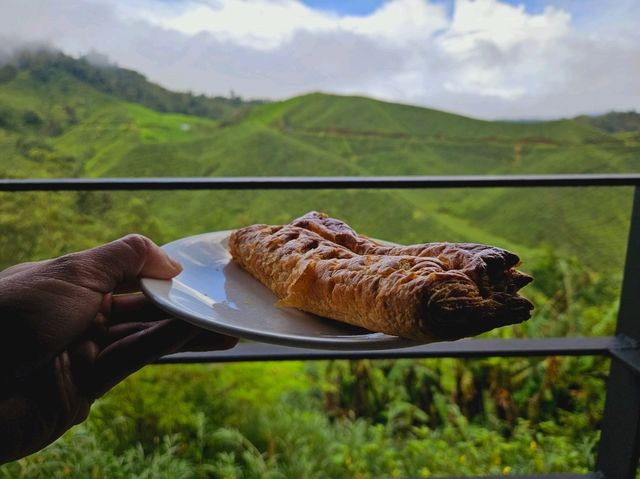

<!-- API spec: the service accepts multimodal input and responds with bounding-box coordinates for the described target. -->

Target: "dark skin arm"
[0,234,237,463]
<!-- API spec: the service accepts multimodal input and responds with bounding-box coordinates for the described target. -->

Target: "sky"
[0,0,638,120]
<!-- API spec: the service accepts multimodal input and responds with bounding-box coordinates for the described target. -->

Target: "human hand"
[0,235,237,463]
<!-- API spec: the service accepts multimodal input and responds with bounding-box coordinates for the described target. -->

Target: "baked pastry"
[229,211,533,341]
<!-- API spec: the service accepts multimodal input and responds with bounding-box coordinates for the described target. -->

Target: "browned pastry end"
[229,212,533,341]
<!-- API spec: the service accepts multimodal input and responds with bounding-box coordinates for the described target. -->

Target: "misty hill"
[0,49,261,123]
[0,52,638,287]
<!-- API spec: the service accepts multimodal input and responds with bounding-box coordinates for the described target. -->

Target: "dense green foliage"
[1,52,638,477]
[1,360,601,478]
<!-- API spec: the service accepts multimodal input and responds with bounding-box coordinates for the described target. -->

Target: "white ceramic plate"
[140,231,420,350]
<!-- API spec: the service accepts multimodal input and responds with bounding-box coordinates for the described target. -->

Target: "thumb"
[55,234,182,293]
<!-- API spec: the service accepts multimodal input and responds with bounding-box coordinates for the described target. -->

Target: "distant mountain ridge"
[1,49,636,130]
[0,49,263,122]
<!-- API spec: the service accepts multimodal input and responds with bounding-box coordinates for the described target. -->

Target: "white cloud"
[139,0,335,50]
[338,0,447,45]
[0,0,638,119]
[140,0,448,50]
[443,0,571,52]
[438,0,572,100]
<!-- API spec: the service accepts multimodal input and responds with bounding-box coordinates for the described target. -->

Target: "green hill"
[0,52,638,283]
[254,92,611,143]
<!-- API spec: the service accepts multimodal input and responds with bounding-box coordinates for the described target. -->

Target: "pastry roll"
[229,212,533,341]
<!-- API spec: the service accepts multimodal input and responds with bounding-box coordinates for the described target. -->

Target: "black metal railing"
[2,174,639,478]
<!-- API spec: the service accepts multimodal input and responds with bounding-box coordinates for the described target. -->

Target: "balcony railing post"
[596,186,640,478]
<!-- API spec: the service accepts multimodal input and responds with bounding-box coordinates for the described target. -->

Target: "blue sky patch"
[300,0,566,18]
[301,0,386,16]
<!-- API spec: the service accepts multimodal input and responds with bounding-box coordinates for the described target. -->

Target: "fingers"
[104,322,151,342]
[88,319,237,398]
[52,234,182,294]
[104,293,237,349]
[68,340,101,394]
[107,294,171,324]
[113,278,143,295]
[103,234,183,280]
[104,302,237,350]
[180,330,239,352]
[89,319,196,397]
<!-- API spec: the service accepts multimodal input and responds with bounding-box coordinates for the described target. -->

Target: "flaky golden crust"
[228,212,533,341]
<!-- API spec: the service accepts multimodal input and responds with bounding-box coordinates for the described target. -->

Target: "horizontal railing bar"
[2,174,640,191]
[157,336,617,364]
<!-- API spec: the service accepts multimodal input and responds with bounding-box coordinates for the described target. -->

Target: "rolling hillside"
[253,92,612,143]
[1,51,638,283]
